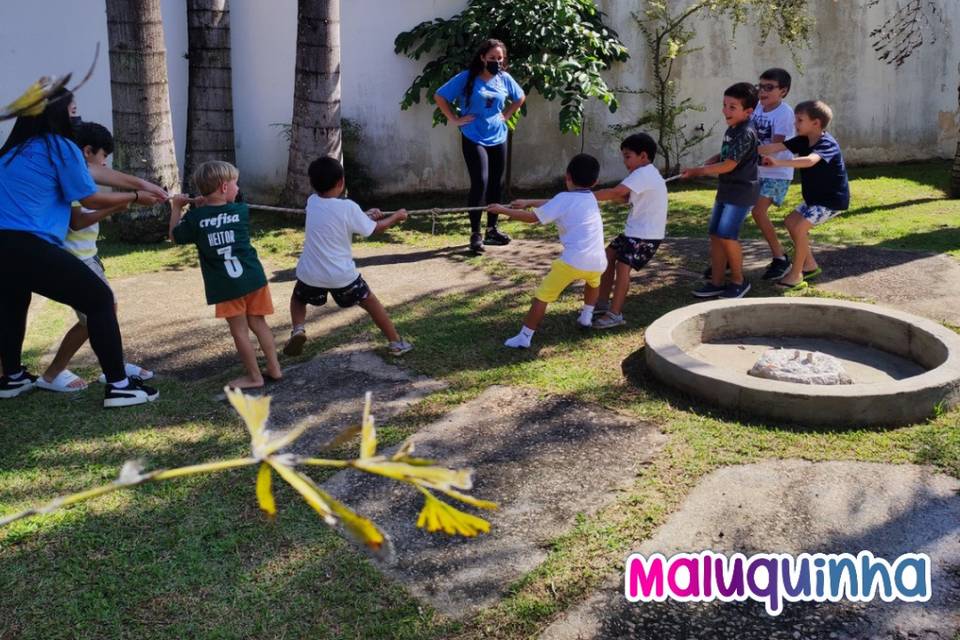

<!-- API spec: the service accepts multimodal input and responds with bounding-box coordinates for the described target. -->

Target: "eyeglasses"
[756,83,779,92]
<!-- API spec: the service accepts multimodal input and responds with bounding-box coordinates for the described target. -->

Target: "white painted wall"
[2,0,957,200]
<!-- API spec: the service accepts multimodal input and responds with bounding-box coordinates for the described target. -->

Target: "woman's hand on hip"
[453,114,476,127]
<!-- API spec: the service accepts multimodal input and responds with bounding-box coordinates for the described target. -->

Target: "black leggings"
[0,230,126,382]
[461,135,507,233]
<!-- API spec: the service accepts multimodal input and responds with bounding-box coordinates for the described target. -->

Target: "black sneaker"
[722,280,752,299]
[692,282,727,298]
[469,232,485,253]
[761,257,791,280]
[484,226,511,246]
[0,370,38,399]
[104,376,159,408]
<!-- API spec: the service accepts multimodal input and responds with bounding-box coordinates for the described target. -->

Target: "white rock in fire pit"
[748,348,854,385]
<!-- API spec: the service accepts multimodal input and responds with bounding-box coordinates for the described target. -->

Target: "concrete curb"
[643,297,960,426]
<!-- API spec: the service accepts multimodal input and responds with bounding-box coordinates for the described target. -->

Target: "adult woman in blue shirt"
[435,39,526,253]
[0,88,163,407]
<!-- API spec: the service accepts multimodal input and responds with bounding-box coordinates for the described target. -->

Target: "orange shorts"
[215,284,275,318]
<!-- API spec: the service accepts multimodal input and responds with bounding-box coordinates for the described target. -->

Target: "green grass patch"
[3,160,959,638]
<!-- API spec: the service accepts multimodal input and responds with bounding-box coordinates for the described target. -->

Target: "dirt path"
[66,244,492,381]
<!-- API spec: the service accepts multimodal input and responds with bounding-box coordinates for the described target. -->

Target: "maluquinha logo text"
[624,551,931,616]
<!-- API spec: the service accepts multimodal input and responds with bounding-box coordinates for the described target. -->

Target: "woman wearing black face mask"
[435,38,526,253]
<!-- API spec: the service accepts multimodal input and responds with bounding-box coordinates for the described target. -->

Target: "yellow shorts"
[534,260,603,303]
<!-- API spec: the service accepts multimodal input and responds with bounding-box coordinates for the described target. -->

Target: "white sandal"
[36,369,88,393]
[97,362,154,384]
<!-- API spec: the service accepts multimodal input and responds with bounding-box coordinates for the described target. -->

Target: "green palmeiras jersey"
[172,202,268,304]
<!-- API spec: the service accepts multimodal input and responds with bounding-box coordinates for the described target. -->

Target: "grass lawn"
[1,161,958,639]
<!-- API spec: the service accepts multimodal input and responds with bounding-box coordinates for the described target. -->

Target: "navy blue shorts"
[608,235,660,271]
[292,275,370,309]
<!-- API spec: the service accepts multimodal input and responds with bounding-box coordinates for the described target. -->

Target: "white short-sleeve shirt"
[295,195,377,289]
[534,190,607,273]
[751,101,795,181]
[620,164,668,240]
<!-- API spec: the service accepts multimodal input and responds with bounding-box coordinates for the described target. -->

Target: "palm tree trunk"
[105,0,181,242]
[282,0,342,208]
[184,0,236,187]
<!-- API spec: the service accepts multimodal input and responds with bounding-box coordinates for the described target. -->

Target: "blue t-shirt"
[0,135,97,246]
[436,70,524,146]
[784,132,850,211]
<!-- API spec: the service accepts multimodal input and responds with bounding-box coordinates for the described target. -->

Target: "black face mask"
[485,60,501,75]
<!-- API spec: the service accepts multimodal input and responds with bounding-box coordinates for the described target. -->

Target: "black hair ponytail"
[463,38,507,110]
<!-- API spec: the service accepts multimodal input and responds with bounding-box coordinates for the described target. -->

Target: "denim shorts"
[758,178,791,206]
[708,201,752,240]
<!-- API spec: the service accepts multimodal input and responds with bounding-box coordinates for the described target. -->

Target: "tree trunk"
[282,0,342,209]
[184,0,235,188]
[105,0,181,243]
[951,82,960,198]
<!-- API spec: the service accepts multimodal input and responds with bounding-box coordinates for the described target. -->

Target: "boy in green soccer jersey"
[169,161,282,389]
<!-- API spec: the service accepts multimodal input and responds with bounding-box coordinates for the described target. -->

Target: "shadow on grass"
[0,469,446,640]
[875,227,960,256]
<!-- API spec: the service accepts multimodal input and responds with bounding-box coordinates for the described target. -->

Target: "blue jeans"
[708,200,752,240]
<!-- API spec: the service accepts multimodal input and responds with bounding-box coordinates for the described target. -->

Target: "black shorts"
[609,235,660,271]
[292,275,370,309]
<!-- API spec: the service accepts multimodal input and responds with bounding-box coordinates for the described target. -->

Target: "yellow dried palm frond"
[354,459,474,492]
[225,387,272,455]
[359,391,377,459]
[255,463,276,517]
[415,488,491,537]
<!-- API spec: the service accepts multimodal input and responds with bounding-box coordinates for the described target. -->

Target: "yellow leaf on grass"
[416,489,491,537]
[256,463,276,517]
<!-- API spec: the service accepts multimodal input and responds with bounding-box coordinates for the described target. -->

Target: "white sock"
[110,377,130,388]
[292,324,305,335]
[579,305,595,326]
[505,325,534,348]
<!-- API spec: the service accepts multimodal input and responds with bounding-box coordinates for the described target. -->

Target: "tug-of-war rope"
[246,176,681,233]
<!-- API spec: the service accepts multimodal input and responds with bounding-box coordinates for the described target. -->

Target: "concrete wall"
[2,0,957,199]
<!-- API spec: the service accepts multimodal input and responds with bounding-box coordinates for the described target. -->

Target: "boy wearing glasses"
[749,68,795,281]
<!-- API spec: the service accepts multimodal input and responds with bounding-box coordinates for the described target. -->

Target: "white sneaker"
[388,340,414,356]
[283,329,307,356]
[504,333,531,349]
[103,377,159,408]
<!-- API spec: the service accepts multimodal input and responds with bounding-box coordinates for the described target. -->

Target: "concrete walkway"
[322,385,666,618]
[541,460,960,640]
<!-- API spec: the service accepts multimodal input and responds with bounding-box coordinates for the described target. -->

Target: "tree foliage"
[614,0,815,175]
[394,0,628,135]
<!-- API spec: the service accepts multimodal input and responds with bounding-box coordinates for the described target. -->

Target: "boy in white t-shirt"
[282,157,412,357]
[591,133,667,329]
[749,67,795,280]
[488,154,607,349]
